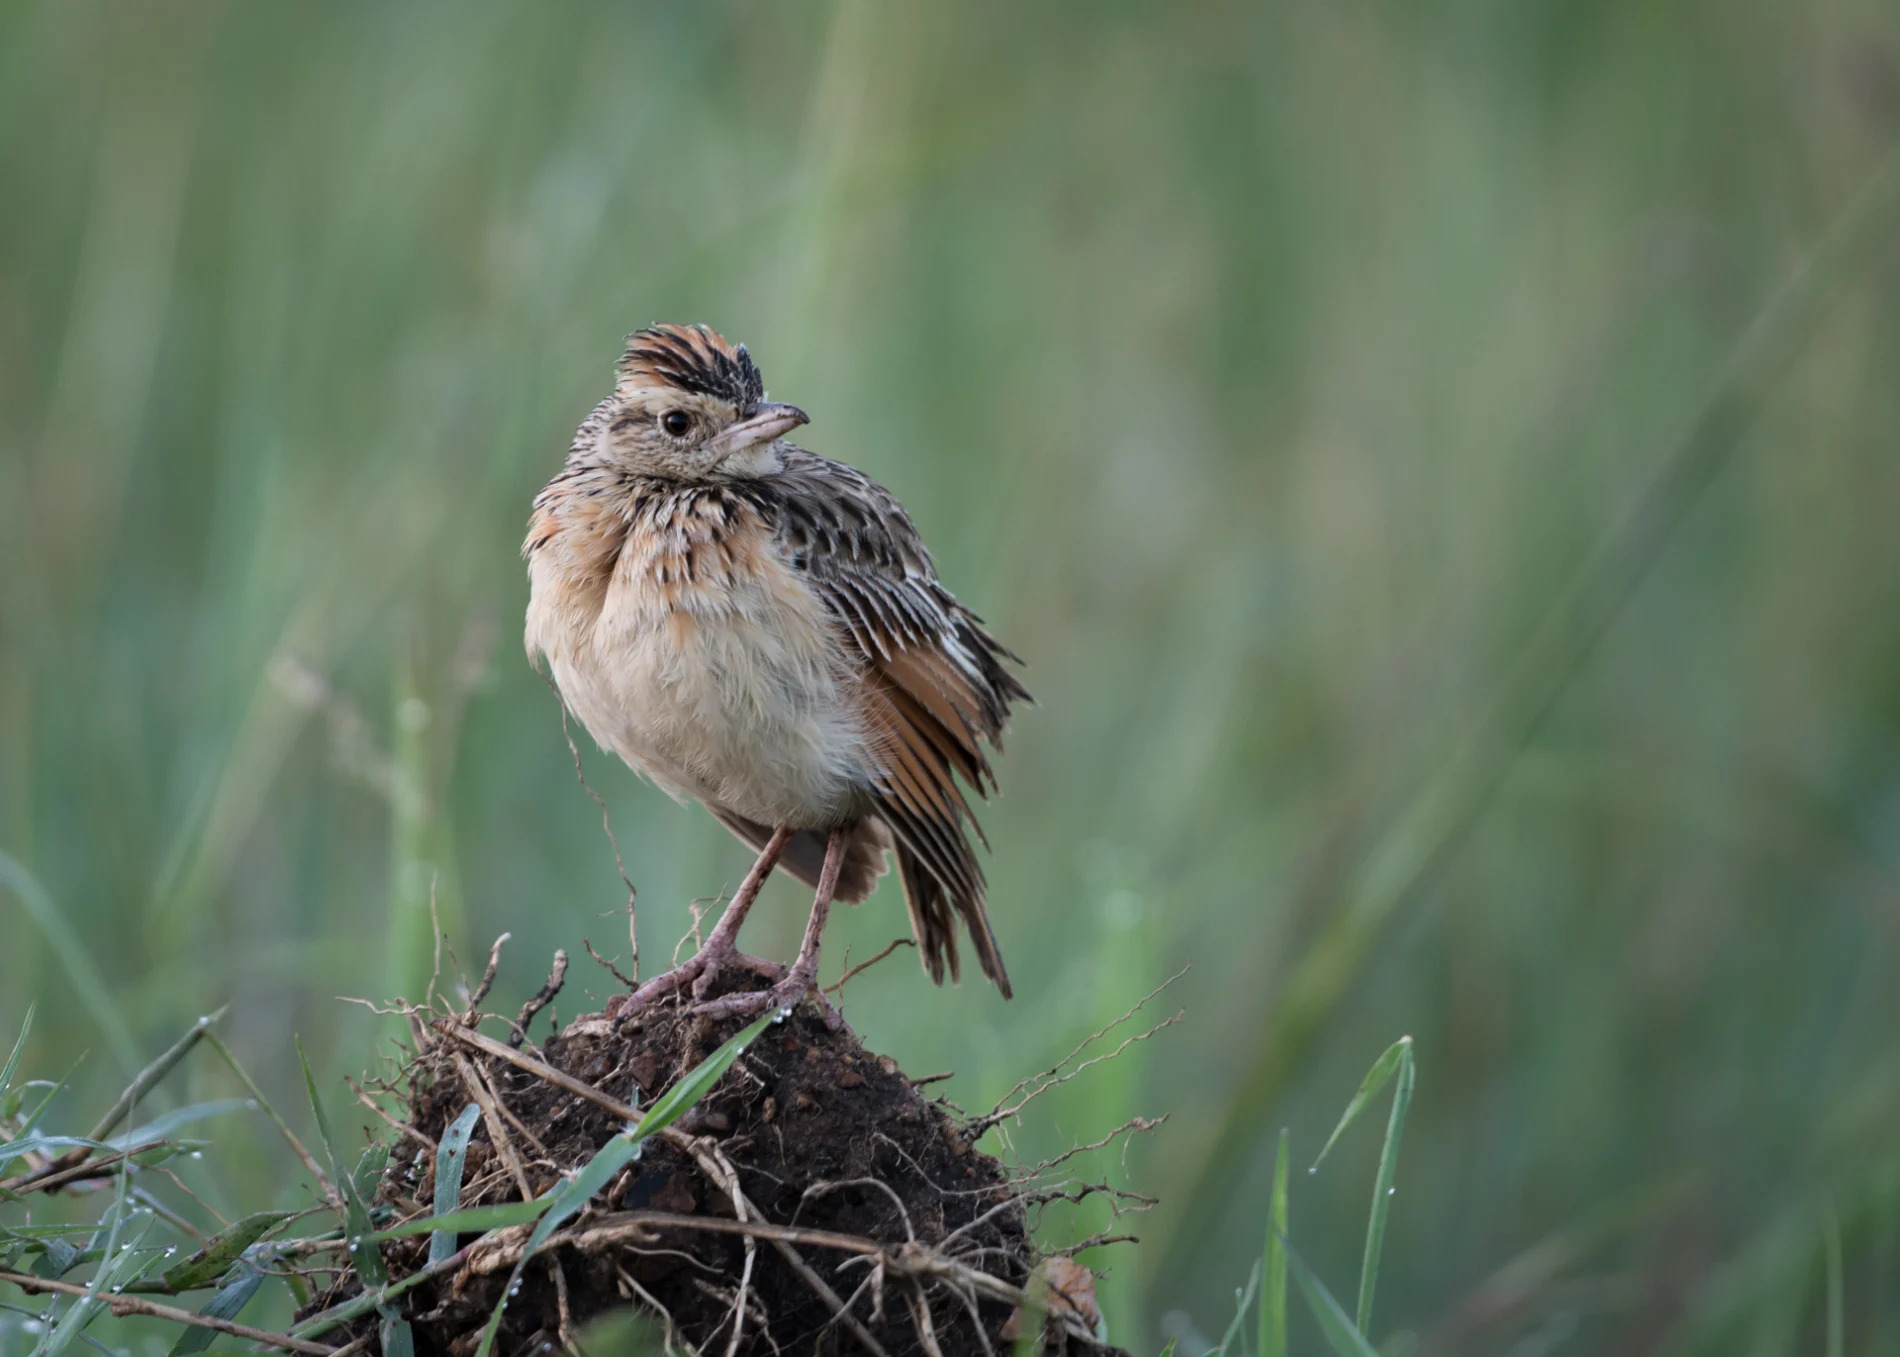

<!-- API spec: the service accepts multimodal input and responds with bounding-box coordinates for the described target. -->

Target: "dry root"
[309,956,1156,1357]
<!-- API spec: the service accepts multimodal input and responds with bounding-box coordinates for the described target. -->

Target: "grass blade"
[430,1104,482,1264]
[1355,1038,1413,1333]
[294,1039,343,1188]
[473,1011,774,1357]
[1284,1241,1379,1357]
[369,1200,551,1242]
[0,1005,31,1096]
[343,1141,391,1286]
[149,1211,295,1292]
[1213,1257,1261,1357]
[0,1071,77,1180]
[1825,1197,1843,1357]
[1261,1127,1289,1357]
[35,1146,149,1357]
[0,850,140,1074]
[1310,1037,1409,1172]
[300,1038,407,1348]
[205,1031,331,1198]
[166,1259,266,1355]
[627,1011,773,1140]
[106,1099,250,1151]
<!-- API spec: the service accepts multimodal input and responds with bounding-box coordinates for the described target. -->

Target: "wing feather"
[736,449,1028,996]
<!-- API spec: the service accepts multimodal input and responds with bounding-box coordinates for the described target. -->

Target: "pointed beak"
[709,402,809,461]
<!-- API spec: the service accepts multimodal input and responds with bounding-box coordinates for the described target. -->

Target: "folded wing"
[738,450,1030,996]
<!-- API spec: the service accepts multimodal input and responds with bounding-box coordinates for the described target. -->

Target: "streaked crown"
[618,324,764,411]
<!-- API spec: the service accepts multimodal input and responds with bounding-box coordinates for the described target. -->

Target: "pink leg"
[610,827,794,1019]
[695,828,849,1027]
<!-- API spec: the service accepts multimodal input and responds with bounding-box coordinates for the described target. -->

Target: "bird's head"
[603,324,807,480]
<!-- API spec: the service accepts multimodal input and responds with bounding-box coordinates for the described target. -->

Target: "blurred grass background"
[5,1,1900,1352]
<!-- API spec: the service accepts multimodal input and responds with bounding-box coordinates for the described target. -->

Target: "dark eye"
[660,410,693,437]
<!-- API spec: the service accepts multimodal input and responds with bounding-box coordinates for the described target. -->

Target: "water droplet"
[1387,1187,1396,1196]
[347,1242,359,1253]
[245,1099,260,1110]
[110,1285,122,1294]
[164,1247,177,1257]
[773,1006,793,1023]
[190,1150,203,1160]
[1307,1166,1317,1175]
[196,1015,213,1028]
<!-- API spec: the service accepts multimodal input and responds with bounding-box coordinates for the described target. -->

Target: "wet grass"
[7,2,1900,1351]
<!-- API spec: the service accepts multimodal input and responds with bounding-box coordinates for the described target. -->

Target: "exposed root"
[297,956,1145,1357]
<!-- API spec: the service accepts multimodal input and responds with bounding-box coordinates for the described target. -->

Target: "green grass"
[0,1005,774,1354]
[7,2,1900,1351]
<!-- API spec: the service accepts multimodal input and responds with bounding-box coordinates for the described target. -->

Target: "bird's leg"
[689,826,796,995]
[610,827,792,1020]
[694,827,849,1028]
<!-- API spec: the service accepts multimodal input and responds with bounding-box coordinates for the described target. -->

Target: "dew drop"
[190,1150,204,1160]
[1307,1166,1317,1175]
[1387,1187,1396,1196]
[773,1006,793,1024]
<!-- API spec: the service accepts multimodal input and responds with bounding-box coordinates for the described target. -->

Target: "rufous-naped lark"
[524,324,1028,1017]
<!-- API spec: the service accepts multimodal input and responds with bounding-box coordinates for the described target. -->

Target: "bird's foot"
[690,961,846,1033]
[690,946,785,1001]
[606,942,785,1021]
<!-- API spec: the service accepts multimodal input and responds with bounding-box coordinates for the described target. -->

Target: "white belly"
[528,528,871,829]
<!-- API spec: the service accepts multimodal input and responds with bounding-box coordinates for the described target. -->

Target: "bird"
[524,323,1030,1018]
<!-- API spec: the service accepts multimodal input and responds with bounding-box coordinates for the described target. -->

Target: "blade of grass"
[472,1010,775,1357]
[1824,1197,1843,1357]
[147,1212,296,1293]
[1310,1037,1410,1172]
[80,1008,230,1150]
[1261,1127,1288,1357]
[204,1031,331,1199]
[299,1036,416,1349]
[293,1039,343,1189]
[34,1137,148,1357]
[1214,1257,1261,1357]
[1284,1240,1379,1357]
[625,1012,770,1139]
[166,1259,266,1356]
[369,1200,550,1242]
[0,1005,32,1095]
[106,1098,250,1151]
[1355,1038,1413,1333]
[429,1103,481,1264]
[0,851,139,1074]
[0,1070,78,1180]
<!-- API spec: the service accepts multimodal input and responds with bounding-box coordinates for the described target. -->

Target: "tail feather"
[893,832,1013,1000]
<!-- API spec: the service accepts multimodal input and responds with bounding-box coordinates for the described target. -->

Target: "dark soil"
[327,971,1045,1356]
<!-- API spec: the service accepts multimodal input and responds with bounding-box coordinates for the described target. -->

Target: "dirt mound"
[319,967,1110,1357]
